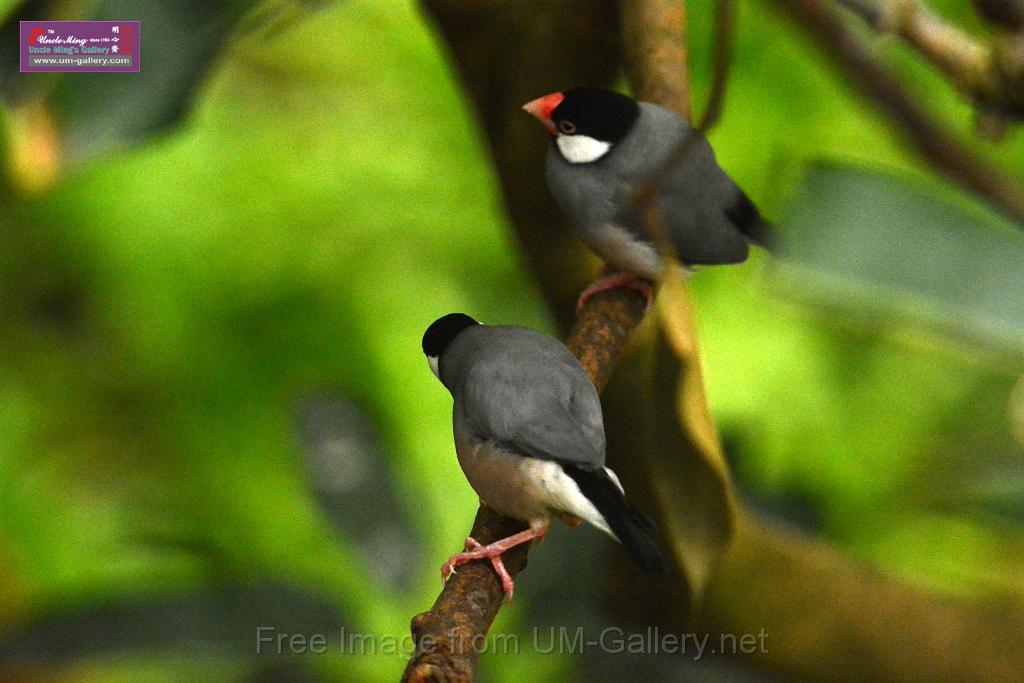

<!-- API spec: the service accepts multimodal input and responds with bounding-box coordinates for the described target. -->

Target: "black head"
[422,313,479,359]
[550,87,640,143]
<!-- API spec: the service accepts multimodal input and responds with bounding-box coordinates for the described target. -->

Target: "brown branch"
[698,0,736,132]
[623,0,693,119]
[775,0,1024,227]
[839,0,991,90]
[835,0,1024,128]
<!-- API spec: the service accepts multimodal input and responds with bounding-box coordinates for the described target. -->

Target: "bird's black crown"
[551,87,640,143]
[422,313,479,357]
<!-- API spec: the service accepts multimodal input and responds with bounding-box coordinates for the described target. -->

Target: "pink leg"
[576,273,655,314]
[440,525,549,601]
[463,538,516,599]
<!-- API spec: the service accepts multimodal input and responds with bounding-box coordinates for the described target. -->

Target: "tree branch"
[775,0,1024,226]
[836,0,1024,129]
[839,0,990,90]
[698,0,736,132]
[623,0,693,119]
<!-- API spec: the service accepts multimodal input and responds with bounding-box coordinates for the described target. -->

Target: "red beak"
[522,92,564,136]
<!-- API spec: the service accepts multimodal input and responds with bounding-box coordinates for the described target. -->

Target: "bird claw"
[440,537,485,585]
[440,562,456,586]
[438,526,547,601]
[499,572,515,603]
[438,539,517,600]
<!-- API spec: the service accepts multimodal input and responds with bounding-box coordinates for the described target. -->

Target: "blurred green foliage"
[0,0,1022,680]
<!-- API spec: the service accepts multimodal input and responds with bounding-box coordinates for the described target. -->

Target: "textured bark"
[839,0,1024,119]
[403,505,527,683]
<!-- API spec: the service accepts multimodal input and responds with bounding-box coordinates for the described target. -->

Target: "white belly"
[454,434,612,536]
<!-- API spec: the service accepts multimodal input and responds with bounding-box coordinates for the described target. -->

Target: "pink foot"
[439,526,549,602]
[465,538,516,599]
[576,273,655,314]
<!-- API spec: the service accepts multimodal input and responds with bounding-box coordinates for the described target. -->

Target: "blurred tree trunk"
[421,0,620,321]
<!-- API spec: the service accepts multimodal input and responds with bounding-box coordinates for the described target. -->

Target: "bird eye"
[558,120,576,135]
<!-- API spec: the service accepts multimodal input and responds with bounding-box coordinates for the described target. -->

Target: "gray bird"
[422,313,667,599]
[523,87,771,306]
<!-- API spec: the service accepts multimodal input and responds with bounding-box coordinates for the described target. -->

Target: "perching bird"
[523,86,772,307]
[422,313,667,599]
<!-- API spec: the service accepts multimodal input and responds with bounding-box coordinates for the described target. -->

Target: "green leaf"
[779,162,1024,349]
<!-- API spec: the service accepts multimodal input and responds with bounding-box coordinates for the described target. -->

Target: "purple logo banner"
[20,20,139,73]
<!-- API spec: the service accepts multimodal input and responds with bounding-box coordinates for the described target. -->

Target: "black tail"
[726,190,775,251]
[563,466,670,574]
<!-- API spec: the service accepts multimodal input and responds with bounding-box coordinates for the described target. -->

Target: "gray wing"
[456,342,605,469]
[614,104,753,265]
[653,131,752,264]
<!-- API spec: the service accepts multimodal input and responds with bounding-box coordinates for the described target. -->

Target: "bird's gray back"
[441,325,606,469]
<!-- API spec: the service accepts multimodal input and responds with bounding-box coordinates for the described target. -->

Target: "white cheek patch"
[556,134,612,164]
[427,355,441,380]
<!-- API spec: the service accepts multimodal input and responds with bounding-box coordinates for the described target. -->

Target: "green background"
[1,0,1022,680]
